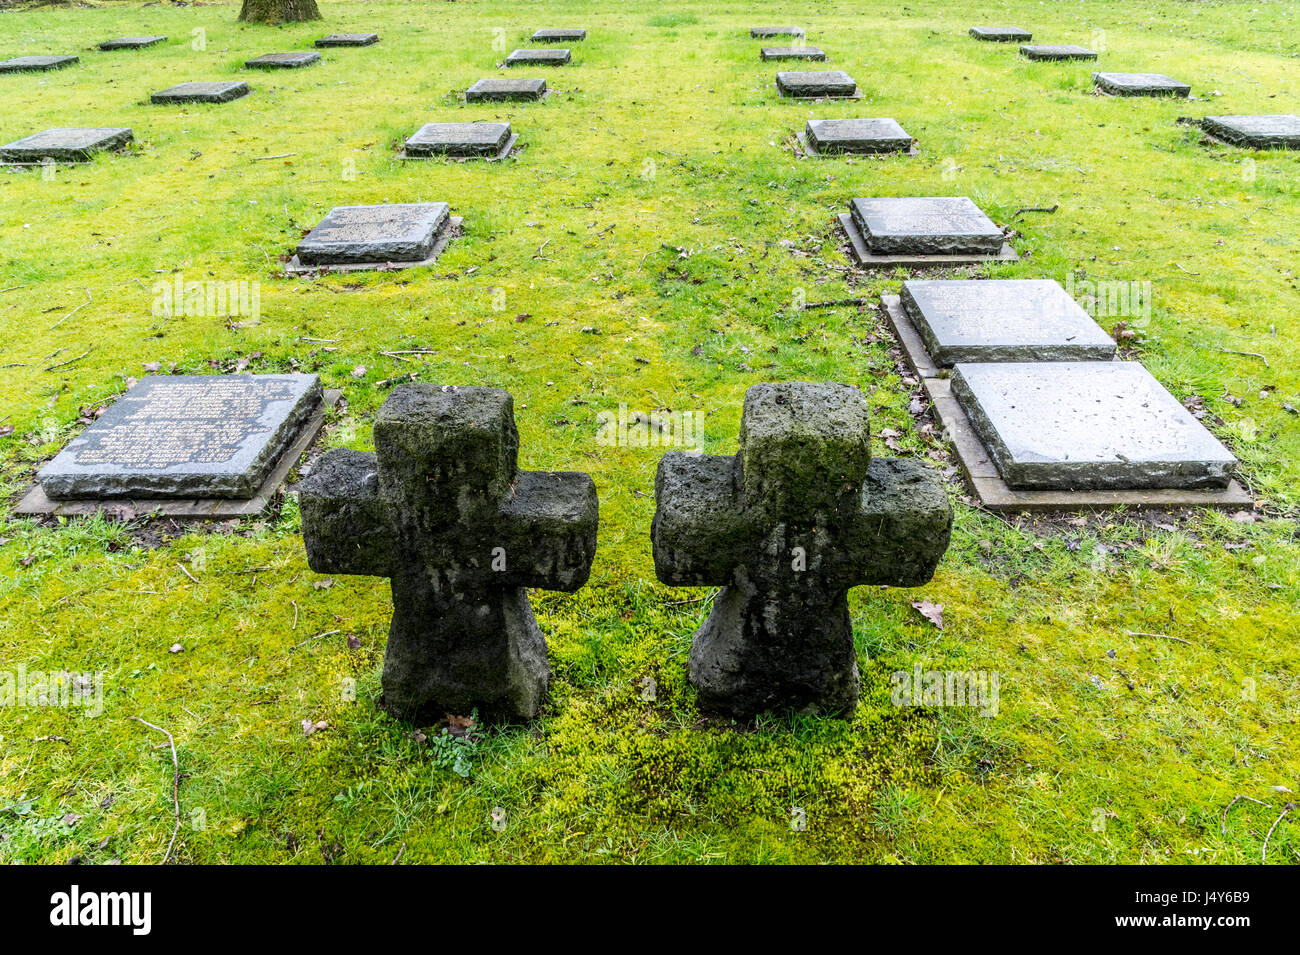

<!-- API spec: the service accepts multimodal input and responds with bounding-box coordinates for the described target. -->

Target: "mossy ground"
[1,0,1298,864]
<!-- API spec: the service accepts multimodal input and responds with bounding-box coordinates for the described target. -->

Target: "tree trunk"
[237,0,322,25]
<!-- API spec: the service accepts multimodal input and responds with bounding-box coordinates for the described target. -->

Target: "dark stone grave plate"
[465,77,548,102]
[531,29,586,42]
[1093,72,1189,97]
[751,26,804,38]
[899,278,1116,364]
[245,51,321,69]
[100,36,167,51]
[400,122,516,160]
[315,33,380,47]
[1020,44,1098,61]
[0,55,78,73]
[1,127,133,164]
[505,48,570,66]
[775,70,858,98]
[287,202,460,273]
[970,26,1032,42]
[1199,114,1300,149]
[800,117,915,156]
[840,196,1016,265]
[151,81,250,104]
[761,46,826,61]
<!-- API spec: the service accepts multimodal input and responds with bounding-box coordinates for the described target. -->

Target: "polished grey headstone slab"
[245,51,321,69]
[806,117,912,154]
[850,197,1003,255]
[751,26,804,37]
[39,374,323,500]
[0,55,78,72]
[970,26,1032,42]
[100,36,167,51]
[505,48,570,66]
[762,46,826,61]
[404,122,512,157]
[1094,72,1189,97]
[951,362,1237,490]
[295,202,451,266]
[466,77,547,101]
[151,81,250,104]
[531,28,586,41]
[315,33,380,47]
[900,279,1117,365]
[1200,114,1300,149]
[1020,44,1097,61]
[1,127,132,163]
[777,70,856,97]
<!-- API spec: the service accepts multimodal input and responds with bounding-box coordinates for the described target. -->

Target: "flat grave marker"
[99,36,167,51]
[751,26,804,38]
[801,117,915,156]
[288,202,460,273]
[1199,114,1300,149]
[970,26,1032,42]
[505,48,570,67]
[1,127,133,164]
[1020,44,1098,61]
[530,28,586,42]
[151,81,250,104]
[245,51,321,69]
[0,55,78,73]
[401,122,516,160]
[776,69,858,98]
[1093,72,1190,97]
[465,77,548,102]
[840,196,1016,266]
[761,46,826,61]
[315,33,380,47]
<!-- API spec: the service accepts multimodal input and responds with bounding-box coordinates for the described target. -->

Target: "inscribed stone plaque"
[39,374,323,499]
[531,29,586,42]
[751,26,804,38]
[1019,44,1098,61]
[99,36,167,51]
[806,118,912,154]
[1,128,133,163]
[404,122,512,157]
[900,279,1117,364]
[245,51,321,69]
[151,81,250,104]
[1093,72,1189,97]
[762,46,826,61]
[0,55,78,73]
[950,362,1237,490]
[466,77,547,101]
[969,26,1032,42]
[1200,115,1300,149]
[850,197,1004,255]
[776,70,856,97]
[505,48,570,66]
[315,33,380,47]
[295,202,451,266]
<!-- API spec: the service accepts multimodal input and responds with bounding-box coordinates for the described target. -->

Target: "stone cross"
[299,385,598,722]
[653,382,951,718]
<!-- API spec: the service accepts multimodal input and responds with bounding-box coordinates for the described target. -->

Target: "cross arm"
[496,470,598,591]
[652,452,750,587]
[846,458,952,587]
[299,449,396,578]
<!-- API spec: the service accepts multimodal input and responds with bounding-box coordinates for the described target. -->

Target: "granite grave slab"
[762,46,826,61]
[841,196,1016,265]
[151,81,250,104]
[802,117,915,156]
[1200,114,1300,149]
[465,77,548,102]
[899,279,1117,365]
[289,202,458,272]
[505,48,570,67]
[245,51,321,69]
[951,362,1237,490]
[531,29,586,42]
[99,36,167,51]
[1093,72,1190,97]
[0,55,78,73]
[751,26,804,38]
[1,127,133,164]
[1020,44,1098,61]
[970,26,1032,42]
[653,382,951,718]
[37,374,322,500]
[776,70,857,98]
[315,33,380,47]
[300,384,598,722]
[401,122,515,159]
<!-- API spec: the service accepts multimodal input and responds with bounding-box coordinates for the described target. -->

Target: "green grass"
[1,0,1298,864]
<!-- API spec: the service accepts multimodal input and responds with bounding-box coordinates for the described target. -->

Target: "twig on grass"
[1221,794,1269,834]
[1220,348,1269,368]
[1011,204,1059,219]
[1173,262,1200,275]
[176,562,199,584]
[1262,807,1290,863]
[251,153,297,162]
[50,289,91,330]
[127,716,182,863]
[43,349,92,372]
[802,297,867,310]
[1124,629,1192,646]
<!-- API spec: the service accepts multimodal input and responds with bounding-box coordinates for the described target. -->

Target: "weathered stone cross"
[299,384,598,722]
[652,382,951,718]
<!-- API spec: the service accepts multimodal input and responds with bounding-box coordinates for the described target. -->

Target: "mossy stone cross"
[652,382,952,718]
[300,384,598,722]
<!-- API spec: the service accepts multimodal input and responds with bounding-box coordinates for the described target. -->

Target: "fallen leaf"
[911,600,945,630]
[168,643,184,654]
[301,719,328,737]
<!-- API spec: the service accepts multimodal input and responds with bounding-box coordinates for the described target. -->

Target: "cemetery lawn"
[2,0,1298,864]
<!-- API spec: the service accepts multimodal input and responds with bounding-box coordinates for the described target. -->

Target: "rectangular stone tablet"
[761,46,826,61]
[315,33,380,47]
[970,27,1032,42]
[1,127,133,163]
[99,36,167,51]
[531,29,586,42]
[295,202,451,266]
[806,118,913,154]
[466,77,548,101]
[1200,115,1300,149]
[151,81,251,104]
[404,122,512,158]
[1093,72,1190,97]
[245,51,321,69]
[776,70,856,97]
[950,362,1237,490]
[751,27,804,38]
[505,48,570,66]
[0,55,78,73]
[850,197,1004,255]
[38,374,323,500]
[1020,44,1098,61]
